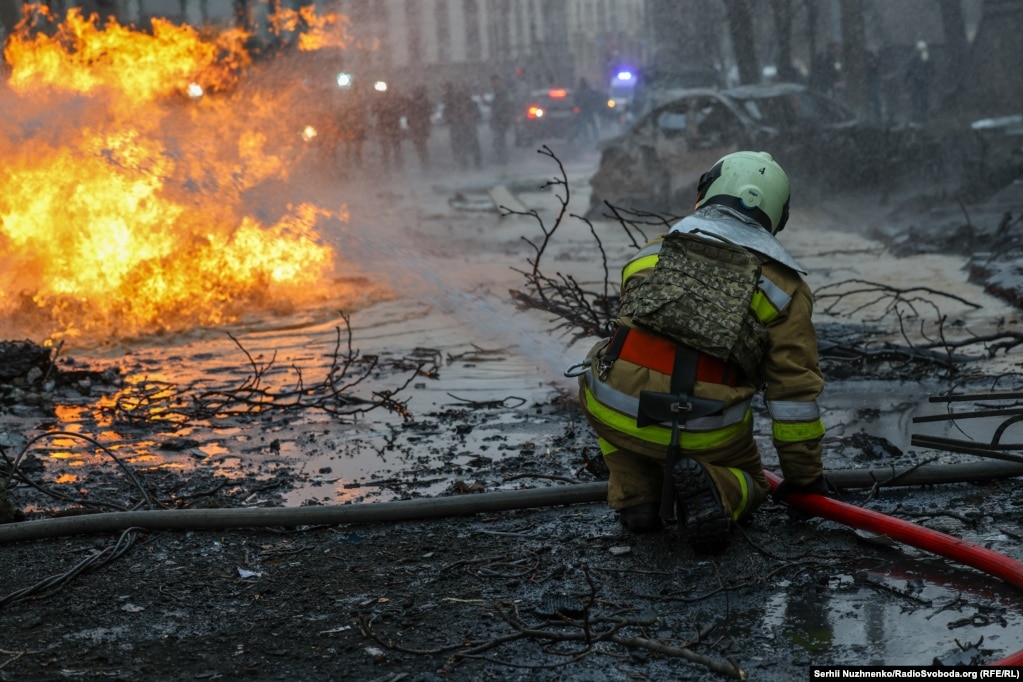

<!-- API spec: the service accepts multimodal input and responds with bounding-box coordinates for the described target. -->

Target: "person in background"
[440,82,465,168]
[575,77,602,143]
[337,79,368,170]
[405,86,433,171]
[372,83,405,171]
[576,151,827,553]
[446,84,482,170]
[810,41,844,101]
[906,40,935,123]
[864,49,884,122]
[489,74,514,165]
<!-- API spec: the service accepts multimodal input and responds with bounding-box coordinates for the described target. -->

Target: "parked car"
[513,87,581,146]
[588,82,896,215]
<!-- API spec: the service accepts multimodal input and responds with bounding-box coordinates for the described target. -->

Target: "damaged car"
[587,82,900,216]
[968,113,1023,193]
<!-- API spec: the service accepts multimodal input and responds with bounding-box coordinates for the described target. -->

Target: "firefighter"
[576,151,827,552]
[337,79,369,169]
[406,86,433,170]
[372,83,405,171]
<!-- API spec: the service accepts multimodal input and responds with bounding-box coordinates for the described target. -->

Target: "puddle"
[755,558,1023,664]
[2,294,577,507]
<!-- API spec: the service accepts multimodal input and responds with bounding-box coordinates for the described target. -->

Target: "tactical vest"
[617,231,767,383]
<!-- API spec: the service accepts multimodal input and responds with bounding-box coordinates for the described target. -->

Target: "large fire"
[0,4,358,345]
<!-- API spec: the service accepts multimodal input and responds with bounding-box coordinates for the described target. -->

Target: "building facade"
[88,0,645,94]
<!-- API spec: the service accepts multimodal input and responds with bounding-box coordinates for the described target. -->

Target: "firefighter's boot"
[673,458,731,552]
[619,502,663,533]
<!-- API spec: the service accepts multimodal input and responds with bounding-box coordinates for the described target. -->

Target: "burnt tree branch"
[505,148,683,343]
[107,313,422,426]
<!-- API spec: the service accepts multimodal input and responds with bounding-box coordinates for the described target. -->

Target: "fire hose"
[763,470,1023,666]
[3,461,1023,545]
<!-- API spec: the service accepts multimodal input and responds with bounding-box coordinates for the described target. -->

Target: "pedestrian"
[906,40,935,122]
[575,76,601,142]
[864,49,884,122]
[440,82,465,168]
[489,74,514,164]
[371,83,405,171]
[575,151,827,553]
[459,85,483,169]
[405,85,433,170]
[810,41,844,100]
[445,84,482,170]
[336,80,369,170]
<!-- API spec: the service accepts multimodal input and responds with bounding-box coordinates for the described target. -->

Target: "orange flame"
[269,5,351,52]
[0,5,359,344]
[5,5,252,102]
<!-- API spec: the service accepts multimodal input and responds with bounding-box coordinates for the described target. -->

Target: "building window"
[436,0,450,62]
[406,0,422,63]
[464,0,480,62]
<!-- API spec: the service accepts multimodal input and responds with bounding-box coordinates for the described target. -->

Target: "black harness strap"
[606,325,630,362]
[597,325,630,380]
[658,345,700,521]
[671,344,699,396]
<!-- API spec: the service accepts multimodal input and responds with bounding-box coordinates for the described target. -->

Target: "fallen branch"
[504,148,682,342]
[106,312,423,426]
[815,279,981,319]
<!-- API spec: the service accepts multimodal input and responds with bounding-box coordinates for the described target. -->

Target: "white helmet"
[695,151,791,234]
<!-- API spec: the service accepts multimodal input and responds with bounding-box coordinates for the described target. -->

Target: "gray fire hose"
[2,461,1022,544]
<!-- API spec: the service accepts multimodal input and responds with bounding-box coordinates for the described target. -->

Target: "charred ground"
[2,358,1023,681]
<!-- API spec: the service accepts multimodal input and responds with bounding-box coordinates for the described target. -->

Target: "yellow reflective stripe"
[597,437,617,456]
[584,387,750,449]
[772,418,826,443]
[726,467,750,521]
[750,290,779,324]
[621,254,659,285]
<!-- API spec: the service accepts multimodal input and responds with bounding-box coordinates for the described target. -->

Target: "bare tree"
[722,0,760,84]
[936,0,969,103]
[964,0,1023,117]
[839,0,871,116]
[801,0,821,78]
[769,0,799,82]
[233,0,251,31]
[0,0,21,38]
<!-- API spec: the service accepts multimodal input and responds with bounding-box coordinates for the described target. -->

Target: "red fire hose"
[765,470,1023,666]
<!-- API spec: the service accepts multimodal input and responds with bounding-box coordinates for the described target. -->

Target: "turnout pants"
[602,418,769,523]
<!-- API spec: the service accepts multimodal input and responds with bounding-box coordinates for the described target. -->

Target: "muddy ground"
[3,141,1023,680]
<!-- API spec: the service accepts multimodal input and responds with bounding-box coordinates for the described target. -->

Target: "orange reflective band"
[617,327,675,374]
[616,327,737,387]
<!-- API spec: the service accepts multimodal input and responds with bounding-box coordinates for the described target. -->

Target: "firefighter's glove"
[771,475,832,504]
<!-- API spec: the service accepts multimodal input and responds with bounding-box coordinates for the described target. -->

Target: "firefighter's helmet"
[694,151,791,234]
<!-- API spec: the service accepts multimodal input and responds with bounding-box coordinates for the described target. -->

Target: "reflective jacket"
[578,208,825,486]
